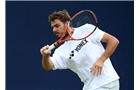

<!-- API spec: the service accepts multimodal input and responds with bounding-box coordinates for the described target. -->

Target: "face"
[51,19,67,38]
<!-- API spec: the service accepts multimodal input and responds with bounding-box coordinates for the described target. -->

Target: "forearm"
[100,38,119,62]
[42,56,54,71]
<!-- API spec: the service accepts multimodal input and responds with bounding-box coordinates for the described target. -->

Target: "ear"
[65,21,70,27]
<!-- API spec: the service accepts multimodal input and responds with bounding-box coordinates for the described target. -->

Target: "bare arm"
[40,45,54,71]
[99,32,119,62]
[90,32,119,76]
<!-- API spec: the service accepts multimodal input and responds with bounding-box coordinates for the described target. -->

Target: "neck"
[65,27,74,39]
[69,27,74,34]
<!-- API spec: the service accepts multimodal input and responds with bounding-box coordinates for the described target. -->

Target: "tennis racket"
[44,10,98,53]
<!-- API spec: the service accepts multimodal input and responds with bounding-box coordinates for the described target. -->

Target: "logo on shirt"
[69,38,88,59]
[69,50,74,59]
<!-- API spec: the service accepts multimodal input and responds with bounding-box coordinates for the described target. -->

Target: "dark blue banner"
[6,1,134,90]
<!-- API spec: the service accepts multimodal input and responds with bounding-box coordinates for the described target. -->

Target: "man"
[40,9,120,90]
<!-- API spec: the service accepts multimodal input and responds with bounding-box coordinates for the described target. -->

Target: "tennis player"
[40,10,120,90]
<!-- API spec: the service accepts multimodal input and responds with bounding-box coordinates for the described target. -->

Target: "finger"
[90,66,92,72]
[96,67,100,77]
[40,47,46,54]
[44,49,51,55]
[40,46,46,52]
[93,66,98,75]
[90,65,95,73]
[40,45,50,55]
[97,67,103,76]
[43,45,49,50]
[99,67,102,75]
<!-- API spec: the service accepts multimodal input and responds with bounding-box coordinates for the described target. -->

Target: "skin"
[90,33,119,76]
[51,19,66,38]
[40,19,74,71]
[40,19,119,76]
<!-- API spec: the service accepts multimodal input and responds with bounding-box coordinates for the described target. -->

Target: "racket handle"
[44,44,55,53]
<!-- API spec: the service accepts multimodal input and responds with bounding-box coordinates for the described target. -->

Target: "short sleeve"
[86,24,105,43]
[50,50,68,70]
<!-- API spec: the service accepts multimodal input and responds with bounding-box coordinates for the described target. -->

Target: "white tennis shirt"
[50,23,120,90]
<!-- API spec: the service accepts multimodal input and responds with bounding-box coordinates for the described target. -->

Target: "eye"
[55,24,59,28]
[51,23,60,29]
[53,24,60,29]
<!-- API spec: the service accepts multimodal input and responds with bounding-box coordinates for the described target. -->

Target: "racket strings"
[72,12,96,28]
[67,11,98,40]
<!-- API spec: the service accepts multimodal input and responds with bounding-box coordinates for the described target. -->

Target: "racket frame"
[44,9,98,52]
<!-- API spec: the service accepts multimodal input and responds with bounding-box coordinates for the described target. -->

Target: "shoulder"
[77,23,95,28]
[76,23,96,32]
[53,42,69,54]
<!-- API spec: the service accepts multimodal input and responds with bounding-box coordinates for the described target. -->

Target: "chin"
[56,35,60,38]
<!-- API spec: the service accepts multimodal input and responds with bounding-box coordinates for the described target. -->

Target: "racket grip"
[44,44,55,53]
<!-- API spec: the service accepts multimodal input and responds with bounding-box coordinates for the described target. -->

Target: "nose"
[53,27,57,32]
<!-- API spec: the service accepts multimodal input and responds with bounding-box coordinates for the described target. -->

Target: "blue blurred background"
[6,1,134,90]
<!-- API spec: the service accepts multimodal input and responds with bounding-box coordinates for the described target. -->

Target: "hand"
[90,59,104,77]
[40,45,51,57]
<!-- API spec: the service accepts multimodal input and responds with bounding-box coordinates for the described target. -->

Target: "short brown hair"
[48,9,71,23]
